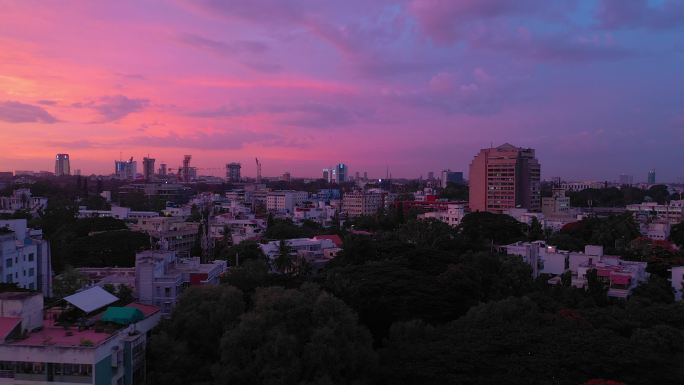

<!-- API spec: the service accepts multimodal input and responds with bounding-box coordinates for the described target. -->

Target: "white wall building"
[0,220,52,297]
[266,191,309,213]
[626,201,684,225]
[0,189,47,215]
[418,204,466,227]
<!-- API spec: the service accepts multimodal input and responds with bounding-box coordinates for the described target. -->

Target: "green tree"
[273,240,293,274]
[52,266,87,299]
[215,284,376,385]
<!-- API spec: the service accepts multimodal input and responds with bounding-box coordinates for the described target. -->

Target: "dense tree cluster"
[150,211,684,385]
[566,185,677,207]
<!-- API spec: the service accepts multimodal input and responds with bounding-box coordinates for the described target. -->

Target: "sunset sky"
[0,0,683,181]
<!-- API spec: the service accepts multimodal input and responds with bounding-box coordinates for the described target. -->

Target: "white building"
[0,189,47,215]
[266,191,309,213]
[135,250,226,316]
[259,238,340,270]
[129,217,199,256]
[0,220,52,297]
[626,201,684,225]
[504,242,648,299]
[671,266,684,301]
[293,202,338,226]
[78,205,159,221]
[417,204,466,227]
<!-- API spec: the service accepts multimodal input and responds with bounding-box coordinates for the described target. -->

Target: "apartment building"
[266,190,309,213]
[342,191,385,217]
[469,143,541,213]
[0,220,52,297]
[130,217,199,256]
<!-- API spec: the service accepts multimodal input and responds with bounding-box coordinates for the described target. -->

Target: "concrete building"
[335,163,347,184]
[468,143,541,214]
[135,250,226,316]
[78,206,159,221]
[266,190,309,213]
[418,204,466,227]
[648,169,656,185]
[560,181,605,192]
[0,290,161,385]
[643,221,670,240]
[504,242,648,298]
[626,200,684,225]
[225,163,241,183]
[118,183,191,203]
[259,238,340,270]
[440,170,464,188]
[342,191,384,217]
[130,217,199,256]
[322,169,331,182]
[158,163,167,177]
[0,189,48,215]
[114,159,137,180]
[542,188,574,217]
[54,154,70,176]
[671,266,684,301]
[142,157,155,181]
[0,219,52,297]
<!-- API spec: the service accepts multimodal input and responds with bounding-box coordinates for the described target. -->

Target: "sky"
[0,0,683,181]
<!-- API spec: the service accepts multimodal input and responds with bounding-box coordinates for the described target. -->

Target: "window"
[29,268,34,277]
[164,287,171,297]
[28,253,34,262]
[5,259,11,268]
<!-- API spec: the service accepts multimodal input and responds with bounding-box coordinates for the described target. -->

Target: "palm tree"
[273,240,293,274]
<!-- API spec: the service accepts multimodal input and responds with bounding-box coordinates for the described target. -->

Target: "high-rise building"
[363,171,368,180]
[182,155,192,183]
[355,171,360,181]
[323,168,332,183]
[159,163,167,177]
[54,154,70,176]
[281,172,291,182]
[440,170,464,188]
[342,190,385,217]
[427,171,434,180]
[115,158,137,180]
[648,169,656,185]
[226,163,241,182]
[468,143,541,213]
[619,174,633,186]
[143,157,155,181]
[335,163,347,183]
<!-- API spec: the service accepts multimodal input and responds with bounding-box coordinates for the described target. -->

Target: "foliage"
[670,221,684,247]
[547,214,640,254]
[219,240,268,267]
[52,266,88,299]
[458,212,526,247]
[215,284,376,385]
[438,182,468,201]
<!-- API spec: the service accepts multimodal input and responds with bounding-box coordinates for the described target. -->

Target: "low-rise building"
[259,238,341,270]
[504,242,648,298]
[266,190,309,213]
[342,191,385,217]
[626,200,684,225]
[671,266,684,301]
[0,189,47,215]
[135,250,226,316]
[78,205,159,221]
[130,217,199,256]
[417,204,466,227]
[0,290,161,385]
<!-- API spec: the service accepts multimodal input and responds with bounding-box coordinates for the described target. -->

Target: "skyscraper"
[335,163,347,183]
[226,163,241,182]
[143,157,155,181]
[115,158,137,180]
[468,143,541,213]
[648,169,656,185]
[54,154,70,176]
[159,163,167,177]
[440,169,464,188]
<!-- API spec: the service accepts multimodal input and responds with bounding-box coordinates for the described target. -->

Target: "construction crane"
[255,157,262,183]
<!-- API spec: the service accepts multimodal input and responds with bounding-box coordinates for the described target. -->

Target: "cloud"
[596,0,684,30]
[188,102,374,128]
[176,33,269,55]
[36,99,57,106]
[122,130,289,150]
[0,101,58,123]
[467,26,634,62]
[72,95,149,122]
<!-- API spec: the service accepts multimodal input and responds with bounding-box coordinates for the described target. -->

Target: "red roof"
[610,274,631,285]
[0,317,20,340]
[126,303,161,318]
[314,235,343,248]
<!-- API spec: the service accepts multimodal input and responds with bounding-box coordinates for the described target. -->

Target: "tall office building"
[619,174,634,186]
[648,169,656,185]
[143,157,155,181]
[115,158,137,180]
[335,163,347,183]
[54,154,70,176]
[469,143,541,213]
[322,168,331,182]
[159,163,167,177]
[440,170,464,188]
[226,163,242,182]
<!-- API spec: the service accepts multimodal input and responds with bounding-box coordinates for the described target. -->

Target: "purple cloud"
[72,95,149,122]
[122,130,290,150]
[176,33,269,55]
[0,101,58,123]
[597,0,684,30]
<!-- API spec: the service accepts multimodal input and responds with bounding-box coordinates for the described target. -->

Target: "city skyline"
[1,1,683,180]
